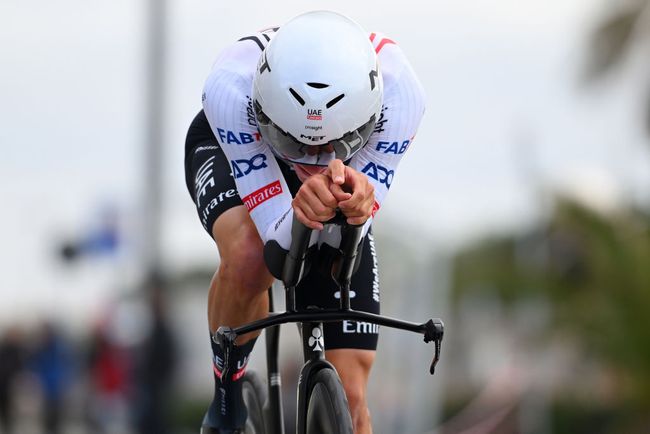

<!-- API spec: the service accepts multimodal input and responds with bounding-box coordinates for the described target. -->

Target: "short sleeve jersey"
[202,28,426,249]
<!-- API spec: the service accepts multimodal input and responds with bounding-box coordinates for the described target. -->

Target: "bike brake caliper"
[423,319,444,375]
[213,326,238,382]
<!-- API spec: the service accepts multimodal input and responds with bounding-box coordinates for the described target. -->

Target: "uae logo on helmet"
[307,109,322,121]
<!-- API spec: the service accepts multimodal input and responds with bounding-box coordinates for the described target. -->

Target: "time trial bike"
[213,214,444,433]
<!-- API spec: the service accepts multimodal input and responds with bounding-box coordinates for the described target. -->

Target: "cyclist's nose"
[305,143,335,156]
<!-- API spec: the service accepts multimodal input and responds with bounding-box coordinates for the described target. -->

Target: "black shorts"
[185,110,380,350]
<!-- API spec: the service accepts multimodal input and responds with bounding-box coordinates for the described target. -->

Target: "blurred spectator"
[85,323,131,434]
[0,327,25,434]
[133,277,177,434]
[29,322,73,434]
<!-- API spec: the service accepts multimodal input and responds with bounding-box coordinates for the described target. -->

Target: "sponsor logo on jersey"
[373,105,389,134]
[216,127,261,145]
[195,145,220,153]
[243,180,283,211]
[274,208,291,231]
[200,188,237,230]
[342,320,380,334]
[368,232,380,303]
[245,96,257,127]
[375,139,410,155]
[361,162,394,188]
[307,109,322,121]
[231,153,268,178]
[195,156,216,207]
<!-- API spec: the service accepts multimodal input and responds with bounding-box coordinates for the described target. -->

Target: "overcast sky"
[1,0,649,322]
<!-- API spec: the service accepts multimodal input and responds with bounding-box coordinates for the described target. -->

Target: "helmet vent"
[307,82,329,89]
[289,88,305,106]
[326,94,345,109]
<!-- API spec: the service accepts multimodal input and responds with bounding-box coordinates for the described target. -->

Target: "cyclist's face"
[304,143,335,157]
[293,163,327,182]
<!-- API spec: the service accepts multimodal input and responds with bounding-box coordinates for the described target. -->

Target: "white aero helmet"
[253,10,383,166]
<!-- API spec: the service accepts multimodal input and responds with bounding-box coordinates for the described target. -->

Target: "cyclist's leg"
[209,206,272,341]
[325,349,375,434]
[185,110,273,431]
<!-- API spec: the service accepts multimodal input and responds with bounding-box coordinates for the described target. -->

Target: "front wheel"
[242,371,267,434]
[305,368,353,434]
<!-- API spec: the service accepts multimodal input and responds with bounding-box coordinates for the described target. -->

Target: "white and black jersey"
[200,29,426,250]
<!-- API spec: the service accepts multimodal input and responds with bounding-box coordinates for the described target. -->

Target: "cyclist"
[185,10,425,434]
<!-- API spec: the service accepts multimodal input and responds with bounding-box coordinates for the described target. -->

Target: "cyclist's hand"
[293,173,338,230]
[331,165,375,226]
[326,159,352,199]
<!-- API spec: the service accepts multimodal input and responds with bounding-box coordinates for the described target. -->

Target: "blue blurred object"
[59,205,121,262]
[29,322,74,434]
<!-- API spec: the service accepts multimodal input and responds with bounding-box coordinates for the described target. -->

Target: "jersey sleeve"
[349,36,426,219]
[202,45,296,249]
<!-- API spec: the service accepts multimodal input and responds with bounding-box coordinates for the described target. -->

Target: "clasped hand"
[292,159,375,230]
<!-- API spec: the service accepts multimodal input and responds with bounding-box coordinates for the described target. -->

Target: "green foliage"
[547,200,650,403]
[451,197,650,416]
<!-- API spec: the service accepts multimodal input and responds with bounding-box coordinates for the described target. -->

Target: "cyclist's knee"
[343,380,368,417]
[219,246,271,296]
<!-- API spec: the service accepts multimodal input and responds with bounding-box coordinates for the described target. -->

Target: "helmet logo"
[369,69,379,91]
[300,134,326,142]
[307,109,322,121]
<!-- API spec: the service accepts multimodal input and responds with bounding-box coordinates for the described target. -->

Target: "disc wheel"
[305,368,353,434]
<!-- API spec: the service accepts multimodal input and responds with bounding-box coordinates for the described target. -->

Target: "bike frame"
[214,217,444,434]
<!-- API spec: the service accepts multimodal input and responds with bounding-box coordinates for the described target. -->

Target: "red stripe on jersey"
[369,32,376,42]
[371,201,380,218]
[375,38,395,53]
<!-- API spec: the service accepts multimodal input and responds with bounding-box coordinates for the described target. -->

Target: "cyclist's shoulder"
[202,28,280,111]
[369,31,425,102]
[369,31,411,69]
[207,27,278,78]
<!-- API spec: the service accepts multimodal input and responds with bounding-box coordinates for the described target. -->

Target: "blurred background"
[1,0,649,433]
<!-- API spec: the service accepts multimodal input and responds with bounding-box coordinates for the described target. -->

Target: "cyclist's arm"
[348,37,426,220]
[202,62,297,251]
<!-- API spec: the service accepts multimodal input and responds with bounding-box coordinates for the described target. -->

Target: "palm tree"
[587,0,650,135]
[450,197,650,432]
